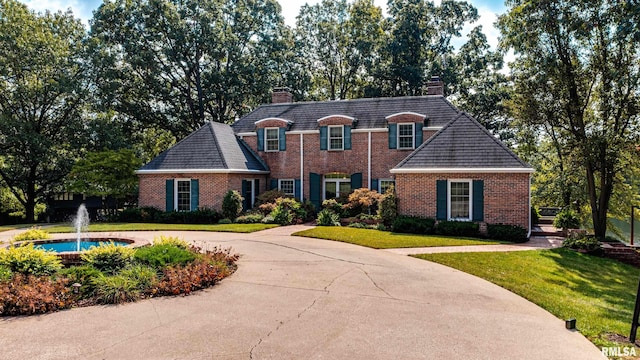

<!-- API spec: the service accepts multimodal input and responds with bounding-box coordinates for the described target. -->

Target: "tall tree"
[89,0,287,137]
[498,0,640,238]
[0,0,87,222]
[380,0,478,96]
[295,0,383,100]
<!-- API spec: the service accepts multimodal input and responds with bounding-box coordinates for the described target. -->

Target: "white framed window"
[328,125,344,150]
[279,179,295,196]
[397,123,415,149]
[448,180,472,221]
[265,127,280,152]
[379,180,395,194]
[54,193,73,201]
[324,173,351,200]
[176,179,191,212]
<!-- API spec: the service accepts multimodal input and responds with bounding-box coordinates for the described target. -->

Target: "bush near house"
[116,207,221,224]
[487,224,528,243]
[222,190,243,220]
[553,209,581,230]
[391,216,435,235]
[435,221,480,238]
[317,209,341,226]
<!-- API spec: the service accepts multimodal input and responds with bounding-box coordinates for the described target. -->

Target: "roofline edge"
[390,168,535,174]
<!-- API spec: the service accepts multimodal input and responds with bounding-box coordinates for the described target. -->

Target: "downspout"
[368,131,372,189]
[300,133,304,200]
[528,174,532,238]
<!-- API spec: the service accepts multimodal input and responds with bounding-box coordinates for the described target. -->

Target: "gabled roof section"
[138,121,269,174]
[232,96,459,133]
[392,113,533,173]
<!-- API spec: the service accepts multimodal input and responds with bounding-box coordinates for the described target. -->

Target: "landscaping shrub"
[12,227,51,242]
[347,222,370,229]
[562,234,602,252]
[0,243,62,276]
[256,189,287,205]
[222,190,243,220]
[322,199,345,217]
[235,213,264,224]
[154,260,228,296]
[117,207,221,224]
[134,244,196,269]
[218,218,233,224]
[153,235,190,249]
[271,205,293,225]
[435,221,480,237]
[258,202,276,215]
[119,265,158,291]
[391,216,435,235]
[316,209,341,226]
[267,198,306,225]
[92,274,141,304]
[58,265,103,298]
[487,224,528,243]
[0,265,12,282]
[344,188,382,216]
[531,206,541,225]
[377,186,397,226]
[553,209,581,229]
[81,243,135,275]
[0,274,72,316]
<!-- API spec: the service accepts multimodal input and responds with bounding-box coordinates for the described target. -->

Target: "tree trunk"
[25,181,36,223]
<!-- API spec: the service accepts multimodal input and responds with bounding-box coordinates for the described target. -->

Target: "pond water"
[36,241,129,253]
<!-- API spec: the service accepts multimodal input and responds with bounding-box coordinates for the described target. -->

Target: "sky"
[18,0,508,55]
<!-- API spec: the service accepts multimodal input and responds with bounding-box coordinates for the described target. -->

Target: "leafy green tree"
[89,0,287,137]
[295,0,384,100]
[498,0,640,239]
[0,0,88,222]
[67,149,142,214]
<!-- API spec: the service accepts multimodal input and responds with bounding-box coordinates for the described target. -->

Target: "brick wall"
[138,173,267,211]
[395,172,530,230]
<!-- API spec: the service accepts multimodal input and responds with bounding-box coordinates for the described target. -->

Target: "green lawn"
[0,224,38,232]
[416,249,640,349]
[46,223,278,233]
[292,227,505,249]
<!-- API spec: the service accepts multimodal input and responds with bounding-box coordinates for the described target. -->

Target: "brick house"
[137,86,534,234]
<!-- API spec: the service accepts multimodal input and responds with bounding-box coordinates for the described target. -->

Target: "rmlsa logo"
[601,346,637,357]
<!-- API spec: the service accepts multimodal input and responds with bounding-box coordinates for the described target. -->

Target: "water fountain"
[73,204,90,252]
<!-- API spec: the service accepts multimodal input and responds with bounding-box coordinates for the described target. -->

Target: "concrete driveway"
[0,226,604,359]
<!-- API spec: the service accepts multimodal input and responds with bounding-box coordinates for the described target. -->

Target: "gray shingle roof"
[231,96,459,133]
[394,113,532,170]
[139,121,268,172]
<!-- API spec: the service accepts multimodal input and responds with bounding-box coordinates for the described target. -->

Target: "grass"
[46,223,278,233]
[0,224,38,232]
[416,249,640,350]
[292,227,506,249]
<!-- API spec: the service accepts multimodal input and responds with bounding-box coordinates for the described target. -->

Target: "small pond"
[36,240,130,253]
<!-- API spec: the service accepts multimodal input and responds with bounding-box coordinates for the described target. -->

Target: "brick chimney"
[426,76,444,96]
[272,87,293,104]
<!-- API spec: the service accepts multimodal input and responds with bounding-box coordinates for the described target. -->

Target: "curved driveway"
[0,225,603,359]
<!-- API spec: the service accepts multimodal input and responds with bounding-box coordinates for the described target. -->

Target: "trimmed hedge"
[391,216,435,235]
[487,224,528,243]
[116,207,222,224]
[435,221,480,237]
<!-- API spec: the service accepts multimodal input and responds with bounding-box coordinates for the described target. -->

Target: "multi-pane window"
[398,123,414,149]
[176,180,191,211]
[265,128,279,152]
[449,181,470,220]
[379,180,395,194]
[328,125,344,150]
[279,179,295,196]
[324,173,351,199]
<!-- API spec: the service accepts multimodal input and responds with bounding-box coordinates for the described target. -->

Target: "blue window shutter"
[309,173,321,209]
[388,123,397,149]
[279,127,286,151]
[242,180,250,211]
[165,179,174,211]
[319,126,328,150]
[190,179,199,211]
[350,173,362,190]
[270,178,278,190]
[294,179,301,201]
[436,180,447,220]
[472,180,484,221]
[415,123,423,147]
[371,179,379,192]
[257,128,264,151]
[344,125,351,150]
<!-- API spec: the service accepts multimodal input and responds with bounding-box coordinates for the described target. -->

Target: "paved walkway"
[0,226,603,359]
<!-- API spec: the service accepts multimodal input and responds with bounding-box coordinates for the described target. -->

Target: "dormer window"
[328,125,344,150]
[265,128,280,152]
[397,123,415,150]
